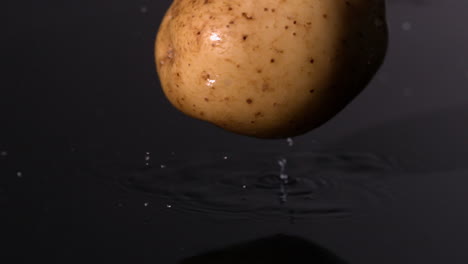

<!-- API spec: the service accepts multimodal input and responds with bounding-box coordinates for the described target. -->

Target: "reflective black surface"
[180,234,348,264]
[3,0,468,263]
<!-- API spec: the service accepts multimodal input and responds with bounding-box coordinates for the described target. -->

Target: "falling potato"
[155,0,388,138]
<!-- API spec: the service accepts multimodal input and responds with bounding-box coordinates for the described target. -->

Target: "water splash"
[278,137,294,203]
[116,151,400,220]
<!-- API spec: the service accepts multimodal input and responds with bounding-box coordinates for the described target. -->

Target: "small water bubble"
[140,6,148,13]
[0,151,7,157]
[16,171,23,178]
[402,21,412,31]
[286,137,294,147]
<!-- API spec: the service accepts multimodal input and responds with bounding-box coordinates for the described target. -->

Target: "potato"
[155,0,388,138]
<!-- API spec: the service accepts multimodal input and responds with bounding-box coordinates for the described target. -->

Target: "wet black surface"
[3,0,468,263]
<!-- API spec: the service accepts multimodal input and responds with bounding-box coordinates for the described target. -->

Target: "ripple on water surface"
[117,151,401,220]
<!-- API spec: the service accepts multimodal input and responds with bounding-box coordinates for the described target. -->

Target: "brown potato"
[155,0,388,138]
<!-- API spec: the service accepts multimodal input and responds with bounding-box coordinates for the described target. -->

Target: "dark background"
[2,0,468,263]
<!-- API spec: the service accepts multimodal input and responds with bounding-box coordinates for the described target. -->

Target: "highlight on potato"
[155,0,388,138]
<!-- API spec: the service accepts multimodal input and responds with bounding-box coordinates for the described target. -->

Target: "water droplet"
[286,137,294,147]
[140,6,148,13]
[242,185,247,189]
[144,202,149,207]
[223,156,229,160]
[145,152,151,166]
[16,171,23,178]
[278,158,287,170]
[279,173,288,181]
[402,21,412,31]
[0,151,7,157]
[166,204,172,208]
[160,164,166,169]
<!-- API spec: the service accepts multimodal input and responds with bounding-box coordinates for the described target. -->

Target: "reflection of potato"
[155,0,388,138]
[180,234,347,264]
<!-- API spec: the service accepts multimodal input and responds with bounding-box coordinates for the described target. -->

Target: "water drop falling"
[278,158,289,203]
[144,202,149,207]
[145,152,151,167]
[16,171,23,178]
[160,164,167,169]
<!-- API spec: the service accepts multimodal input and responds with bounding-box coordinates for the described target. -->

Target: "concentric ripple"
[118,151,402,220]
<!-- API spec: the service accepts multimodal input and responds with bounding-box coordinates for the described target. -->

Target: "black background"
[2,0,468,263]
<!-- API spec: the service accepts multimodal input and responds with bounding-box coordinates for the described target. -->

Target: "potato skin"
[155,0,388,138]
